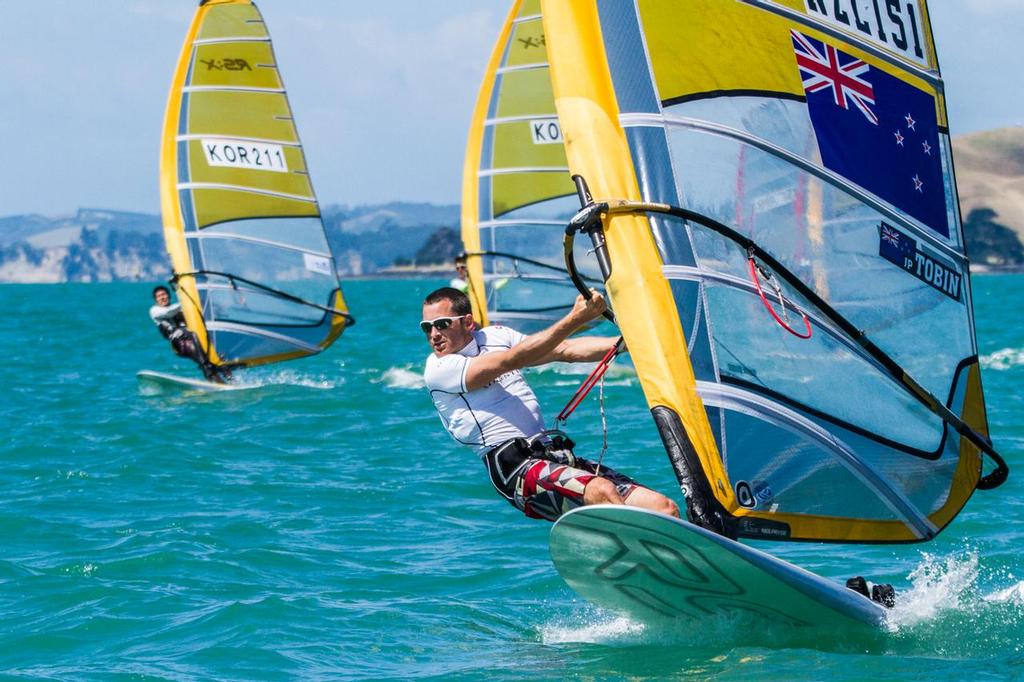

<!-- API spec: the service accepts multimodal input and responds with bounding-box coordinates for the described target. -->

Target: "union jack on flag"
[791,30,877,125]
[881,224,901,247]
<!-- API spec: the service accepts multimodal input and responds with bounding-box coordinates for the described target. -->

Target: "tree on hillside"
[0,242,44,267]
[410,226,462,265]
[63,228,101,281]
[963,208,1024,266]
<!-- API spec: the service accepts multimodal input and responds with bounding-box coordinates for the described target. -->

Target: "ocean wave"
[983,581,1024,604]
[980,348,1024,371]
[243,369,338,389]
[530,361,636,378]
[375,365,425,390]
[549,379,633,388]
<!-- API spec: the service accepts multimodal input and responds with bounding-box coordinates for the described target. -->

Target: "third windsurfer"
[449,254,469,293]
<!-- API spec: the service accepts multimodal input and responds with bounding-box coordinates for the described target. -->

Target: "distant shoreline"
[349,264,453,280]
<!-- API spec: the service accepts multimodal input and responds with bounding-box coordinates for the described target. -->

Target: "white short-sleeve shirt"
[149,302,182,324]
[424,326,546,456]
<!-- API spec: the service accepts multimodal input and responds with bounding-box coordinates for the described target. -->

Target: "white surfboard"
[136,370,246,393]
[549,505,888,631]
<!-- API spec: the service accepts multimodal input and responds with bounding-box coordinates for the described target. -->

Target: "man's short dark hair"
[153,285,171,298]
[424,287,471,315]
[454,253,467,265]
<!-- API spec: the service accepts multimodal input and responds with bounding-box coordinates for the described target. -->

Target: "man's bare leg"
[625,486,680,518]
[583,477,680,518]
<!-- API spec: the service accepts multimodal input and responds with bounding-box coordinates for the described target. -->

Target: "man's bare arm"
[533,336,620,365]
[464,292,607,391]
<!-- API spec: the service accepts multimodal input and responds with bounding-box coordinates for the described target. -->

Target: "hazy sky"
[1,1,1020,216]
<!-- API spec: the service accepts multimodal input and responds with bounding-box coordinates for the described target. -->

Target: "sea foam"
[980,347,1024,371]
[886,551,981,630]
[376,365,425,389]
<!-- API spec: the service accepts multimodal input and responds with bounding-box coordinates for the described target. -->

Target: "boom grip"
[573,174,594,206]
[564,174,615,322]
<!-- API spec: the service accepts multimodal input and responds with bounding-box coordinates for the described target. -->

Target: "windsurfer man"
[449,254,469,293]
[421,286,679,521]
[149,286,228,383]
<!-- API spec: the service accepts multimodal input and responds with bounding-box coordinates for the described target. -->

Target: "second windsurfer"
[149,286,229,384]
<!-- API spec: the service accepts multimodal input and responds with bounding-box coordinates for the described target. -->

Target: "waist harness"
[483,433,576,501]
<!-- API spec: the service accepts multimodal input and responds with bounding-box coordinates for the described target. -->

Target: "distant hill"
[326,202,462,234]
[0,209,165,283]
[321,203,460,275]
[0,208,162,249]
[952,126,1024,267]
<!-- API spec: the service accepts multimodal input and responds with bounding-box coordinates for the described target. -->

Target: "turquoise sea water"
[2,276,1023,680]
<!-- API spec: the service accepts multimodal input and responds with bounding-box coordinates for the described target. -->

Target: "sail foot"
[651,406,737,540]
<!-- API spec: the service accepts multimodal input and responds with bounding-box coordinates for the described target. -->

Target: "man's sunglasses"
[420,315,465,334]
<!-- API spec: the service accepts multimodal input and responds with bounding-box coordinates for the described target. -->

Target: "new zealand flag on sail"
[791,30,949,238]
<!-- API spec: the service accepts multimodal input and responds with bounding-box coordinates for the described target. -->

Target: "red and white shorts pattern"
[512,451,638,522]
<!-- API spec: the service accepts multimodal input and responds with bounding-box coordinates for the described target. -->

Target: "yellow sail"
[160,0,351,369]
[542,0,1003,542]
[460,0,591,332]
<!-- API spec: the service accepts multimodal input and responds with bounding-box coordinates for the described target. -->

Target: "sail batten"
[477,219,566,228]
[160,0,350,369]
[193,37,272,45]
[495,64,551,75]
[185,234,331,259]
[478,167,570,177]
[177,183,318,202]
[485,115,558,125]
[177,134,302,147]
[183,86,285,94]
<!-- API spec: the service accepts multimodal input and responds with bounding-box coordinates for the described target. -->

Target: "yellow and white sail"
[460,0,598,332]
[160,0,351,369]
[541,0,1004,542]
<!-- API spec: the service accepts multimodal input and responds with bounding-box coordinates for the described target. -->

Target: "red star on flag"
[913,174,924,192]
[894,130,905,146]
[922,140,932,155]
[905,113,916,130]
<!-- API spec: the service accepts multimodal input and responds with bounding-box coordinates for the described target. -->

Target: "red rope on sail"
[747,257,812,339]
